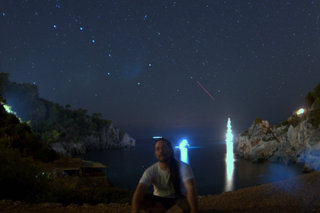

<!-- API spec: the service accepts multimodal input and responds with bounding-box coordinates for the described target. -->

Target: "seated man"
[131,138,198,213]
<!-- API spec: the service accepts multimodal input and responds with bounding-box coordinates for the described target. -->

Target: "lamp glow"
[296,108,305,115]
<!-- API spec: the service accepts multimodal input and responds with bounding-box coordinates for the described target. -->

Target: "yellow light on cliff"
[1,102,22,121]
[296,108,305,115]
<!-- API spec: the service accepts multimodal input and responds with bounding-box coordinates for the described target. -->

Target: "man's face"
[154,140,172,162]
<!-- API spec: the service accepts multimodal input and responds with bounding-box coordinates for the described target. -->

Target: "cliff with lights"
[0,73,135,156]
[236,83,320,171]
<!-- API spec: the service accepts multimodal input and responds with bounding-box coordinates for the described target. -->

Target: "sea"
[77,138,304,195]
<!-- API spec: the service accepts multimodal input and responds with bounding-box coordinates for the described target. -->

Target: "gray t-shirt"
[139,161,194,198]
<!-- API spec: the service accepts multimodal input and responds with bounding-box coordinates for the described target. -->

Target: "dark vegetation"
[305,83,320,127]
[0,73,133,204]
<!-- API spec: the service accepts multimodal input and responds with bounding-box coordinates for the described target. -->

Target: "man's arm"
[131,182,148,213]
[184,178,198,213]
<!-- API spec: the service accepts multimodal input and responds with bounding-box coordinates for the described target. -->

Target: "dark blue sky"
[1,0,320,140]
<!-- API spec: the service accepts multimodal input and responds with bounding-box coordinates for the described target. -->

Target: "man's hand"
[131,183,148,213]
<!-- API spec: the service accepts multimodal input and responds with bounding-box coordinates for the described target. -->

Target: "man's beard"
[158,156,171,162]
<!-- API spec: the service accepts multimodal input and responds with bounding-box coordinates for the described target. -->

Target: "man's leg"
[166,204,184,213]
[150,202,167,213]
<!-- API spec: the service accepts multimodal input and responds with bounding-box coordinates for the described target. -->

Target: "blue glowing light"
[92,39,95,44]
[2,12,6,16]
[80,27,83,31]
[153,136,162,139]
[178,139,189,164]
[137,82,141,86]
[53,24,57,29]
[224,117,235,192]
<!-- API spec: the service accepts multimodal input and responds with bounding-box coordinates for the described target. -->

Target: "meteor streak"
[196,81,215,102]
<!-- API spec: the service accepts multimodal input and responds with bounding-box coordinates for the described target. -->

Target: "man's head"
[154,138,174,163]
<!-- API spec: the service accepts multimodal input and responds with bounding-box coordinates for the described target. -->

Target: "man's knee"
[175,198,190,213]
[166,204,184,213]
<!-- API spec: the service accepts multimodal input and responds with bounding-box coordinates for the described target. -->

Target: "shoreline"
[1,171,319,212]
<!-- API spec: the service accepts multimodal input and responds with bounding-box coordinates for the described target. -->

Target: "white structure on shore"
[224,117,235,192]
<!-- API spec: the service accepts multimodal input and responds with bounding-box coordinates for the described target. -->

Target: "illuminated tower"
[224,117,235,192]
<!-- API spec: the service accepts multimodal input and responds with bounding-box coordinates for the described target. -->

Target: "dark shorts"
[142,194,190,212]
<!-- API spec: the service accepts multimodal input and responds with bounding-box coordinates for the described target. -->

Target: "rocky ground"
[1,171,320,213]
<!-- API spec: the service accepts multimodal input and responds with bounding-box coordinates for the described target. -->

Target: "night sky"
[1,0,320,141]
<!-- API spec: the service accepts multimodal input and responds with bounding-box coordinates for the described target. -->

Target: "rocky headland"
[0,73,135,156]
[236,84,320,171]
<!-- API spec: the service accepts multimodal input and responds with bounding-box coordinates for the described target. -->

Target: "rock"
[236,113,320,171]
[50,123,135,156]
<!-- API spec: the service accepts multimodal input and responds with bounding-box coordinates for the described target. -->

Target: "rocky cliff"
[0,73,136,156]
[236,83,320,171]
[236,112,320,171]
[50,123,136,156]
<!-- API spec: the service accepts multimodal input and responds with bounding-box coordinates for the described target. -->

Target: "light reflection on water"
[224,117,235,192]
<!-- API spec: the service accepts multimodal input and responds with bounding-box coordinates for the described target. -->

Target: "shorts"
[142,194,190,212]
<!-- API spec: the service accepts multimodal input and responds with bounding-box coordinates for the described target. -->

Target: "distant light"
[80,27,83,31]
[107,72,111,76]
[178,139,189,163]
[137,82,141,86]
[91,39,95,44]
[179,139,189,149]
[1,103,21,121]
[108,53,112,57]
[225,117,235,192]
[53,24,57,29]
[148,63,152,67]
[296,108,305,115]
[153,136,162,139]
[2,12,6,16]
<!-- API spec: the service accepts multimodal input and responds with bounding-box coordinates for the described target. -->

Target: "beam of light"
[152,136,162,139]
[224,117,235,192]
[296,108,305,115]
[176,139,189,164]
[196,81,215,102]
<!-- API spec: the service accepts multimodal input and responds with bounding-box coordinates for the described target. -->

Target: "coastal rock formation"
[50,123,136,156]
[236,114,320,171]
[237,82,320,171]
[0,73,135,156]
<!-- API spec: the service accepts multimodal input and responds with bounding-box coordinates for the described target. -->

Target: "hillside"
[0,73,135,155]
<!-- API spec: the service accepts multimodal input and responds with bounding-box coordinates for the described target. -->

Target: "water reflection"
[224,117,235,192]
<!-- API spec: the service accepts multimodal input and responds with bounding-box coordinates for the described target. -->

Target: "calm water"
[78,139,304,195]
